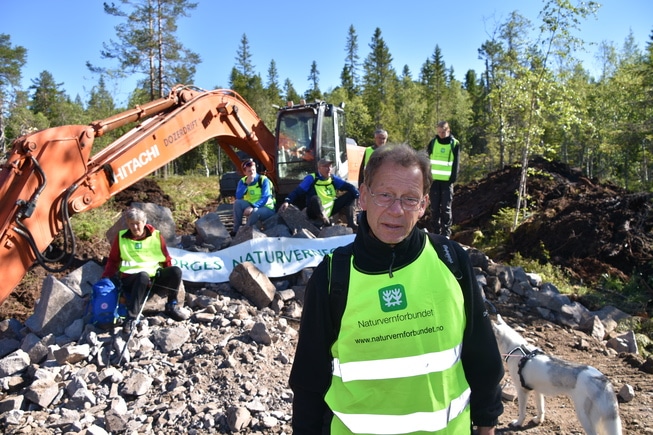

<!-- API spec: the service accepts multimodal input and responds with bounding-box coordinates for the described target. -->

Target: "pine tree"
[305,61,322,102]
[266,59,283,105]
[0,34,27,153]
[283,79,301,104]
[29,71,67,125]
[89,0,200,101]
[341,25,360,97]
[362,28,397,131]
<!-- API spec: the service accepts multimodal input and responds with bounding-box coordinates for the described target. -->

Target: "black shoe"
[165,302,189,321]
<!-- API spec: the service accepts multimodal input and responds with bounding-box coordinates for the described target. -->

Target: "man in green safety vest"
[279,157,359,230]
[427,121,459,238]
[290,143,503,434]
[232,158,276,236]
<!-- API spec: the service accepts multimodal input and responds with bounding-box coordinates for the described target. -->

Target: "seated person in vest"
[289,144,503,434]
[102,207,189,334]
[232,158,276,235]
[279,157,359,229]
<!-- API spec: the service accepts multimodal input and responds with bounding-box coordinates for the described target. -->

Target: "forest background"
[1,0,653,194]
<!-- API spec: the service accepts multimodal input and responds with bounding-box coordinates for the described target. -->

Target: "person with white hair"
[102,207,189,334]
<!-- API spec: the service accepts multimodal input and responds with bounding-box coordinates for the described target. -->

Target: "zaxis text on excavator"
[0,85,365,305]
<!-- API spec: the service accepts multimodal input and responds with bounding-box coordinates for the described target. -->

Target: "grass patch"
[157,175,218,223]
[69,174,218,242]
[507,253,590,296]
[71,203,122,241]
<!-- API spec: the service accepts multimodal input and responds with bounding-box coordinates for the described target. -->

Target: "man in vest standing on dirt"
[427,121,460,238]
[232,158,276,236]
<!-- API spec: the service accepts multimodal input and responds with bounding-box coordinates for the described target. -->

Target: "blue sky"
[3,0,652,107]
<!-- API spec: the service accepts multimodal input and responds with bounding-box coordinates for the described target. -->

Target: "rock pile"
[1,204,650,434]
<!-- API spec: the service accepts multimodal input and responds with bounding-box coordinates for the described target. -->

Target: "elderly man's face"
[374,133,388,147]
[360,162,427,245]
[318,162,333,178]
[126,218,146,238]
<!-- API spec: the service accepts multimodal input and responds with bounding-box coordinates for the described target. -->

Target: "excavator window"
[277,111,316,180]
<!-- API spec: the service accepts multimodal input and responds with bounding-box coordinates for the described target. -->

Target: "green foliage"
[527,166,554,180]
[507,252,586,296]
[475,207,516,252]
[69,175,217,244]
[6,1,653,191]
[70,204,120,242]
[155,175,218,223]
[91,0,200,100]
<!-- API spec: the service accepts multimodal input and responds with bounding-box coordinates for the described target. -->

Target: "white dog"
[492,314,622,435]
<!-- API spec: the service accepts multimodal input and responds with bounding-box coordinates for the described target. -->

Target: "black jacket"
[289,215,504,433]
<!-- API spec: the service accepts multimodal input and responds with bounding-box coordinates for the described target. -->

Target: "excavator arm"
[0,85,277,305]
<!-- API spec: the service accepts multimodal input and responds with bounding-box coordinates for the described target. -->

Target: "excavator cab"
[274,101,349,197]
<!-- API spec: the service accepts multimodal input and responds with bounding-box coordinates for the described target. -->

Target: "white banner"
[169,234,355,283]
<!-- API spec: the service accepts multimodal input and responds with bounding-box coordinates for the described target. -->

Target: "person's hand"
[244,206,255,217]
[279,202,289,212]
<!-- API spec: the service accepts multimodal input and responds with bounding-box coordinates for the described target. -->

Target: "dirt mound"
[453,157,653,287]
[114,177,175,210]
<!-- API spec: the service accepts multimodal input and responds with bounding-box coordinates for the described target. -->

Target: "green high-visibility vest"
[313,175,336,216]
[363,146,375,166]
[325,240,470,434]
[429,138,458,181]
[241,175,275,210]
[118,229,165,277]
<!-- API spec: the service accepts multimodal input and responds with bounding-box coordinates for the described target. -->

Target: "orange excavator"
[0,85,365,305]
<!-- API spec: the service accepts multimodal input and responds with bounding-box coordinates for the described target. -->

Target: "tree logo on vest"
[378,285,407,312]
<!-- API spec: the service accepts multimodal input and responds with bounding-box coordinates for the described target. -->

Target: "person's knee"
[159,266,182,282]
[136,272,150,286]
[306,196,324,219]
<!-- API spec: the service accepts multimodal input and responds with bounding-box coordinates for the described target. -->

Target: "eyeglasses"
[368,189,424,211]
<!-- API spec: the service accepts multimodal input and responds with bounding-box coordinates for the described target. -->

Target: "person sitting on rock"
[232,158,276,236]
[279,157,359,230]
[102,207,189,334]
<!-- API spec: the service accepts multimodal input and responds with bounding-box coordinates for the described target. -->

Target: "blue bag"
[89,278,125,328]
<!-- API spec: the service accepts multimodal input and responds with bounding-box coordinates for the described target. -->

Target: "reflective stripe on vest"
[314,175,336,216]
[325,239,470,434]
[118,229,165,276]
[332,344,462,382]
[333,388,471,434]
[430,139,456,181]
[242,175,275,210]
